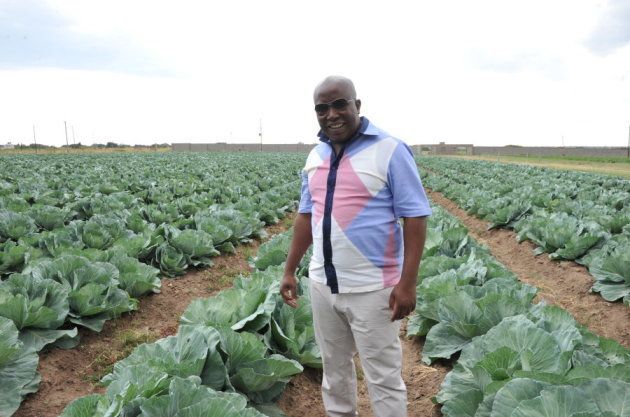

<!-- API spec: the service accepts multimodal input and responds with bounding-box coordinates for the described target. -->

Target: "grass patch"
[214,274,237,290]
[241,245,255,259]
[280,213,296,228]
[441,155,630,179]
[85,328,160,383]
[478,154,630,164]
[118,328,159,349]
[204,263,246,291]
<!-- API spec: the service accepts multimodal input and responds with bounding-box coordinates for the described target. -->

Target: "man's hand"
[280,274,299,308]
[280,213,311,309]
[389,216,426,321]
[389,281,416,321]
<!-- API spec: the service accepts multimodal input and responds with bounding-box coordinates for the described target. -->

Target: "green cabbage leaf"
[0,317,40,417]
[0,274,79,351]
[26,255,137,332]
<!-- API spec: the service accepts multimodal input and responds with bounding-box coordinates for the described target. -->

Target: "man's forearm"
[283,213,313,276]
[399,216,428,287]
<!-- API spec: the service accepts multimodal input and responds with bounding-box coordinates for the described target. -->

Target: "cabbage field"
[411,206,629,417]
[1,152,628,417]
[421,157,630,305]
[0,152,305,416]
[57,205,630,417]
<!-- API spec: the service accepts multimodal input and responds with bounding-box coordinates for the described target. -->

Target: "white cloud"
[0,0,628,147]
[0,0,170,75]
[585,0,630,55]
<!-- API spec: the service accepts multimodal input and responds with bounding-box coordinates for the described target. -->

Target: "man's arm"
[389,216,427,321]
[280,213,312,308]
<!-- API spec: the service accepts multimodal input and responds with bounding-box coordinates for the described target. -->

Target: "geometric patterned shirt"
[298,117,432,293]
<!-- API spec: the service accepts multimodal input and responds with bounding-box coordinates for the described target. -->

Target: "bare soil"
[427,190,630,347]
[14,219,292,417]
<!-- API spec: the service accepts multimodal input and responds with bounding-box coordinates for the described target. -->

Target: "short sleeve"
[387,142,432,218]
[297,169,313,214]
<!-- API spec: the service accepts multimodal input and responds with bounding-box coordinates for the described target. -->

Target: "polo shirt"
[298,117,432,294]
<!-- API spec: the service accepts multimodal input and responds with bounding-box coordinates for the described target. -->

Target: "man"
[280,75,431,417]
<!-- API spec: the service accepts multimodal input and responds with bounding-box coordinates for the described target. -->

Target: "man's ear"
[355,99,361,114]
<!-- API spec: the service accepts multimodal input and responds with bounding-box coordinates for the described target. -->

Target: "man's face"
[314,82,362,143]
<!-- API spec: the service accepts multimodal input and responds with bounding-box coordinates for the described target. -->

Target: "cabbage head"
[251,232,291,271]
[0,274,78,351]
[0,317,40,417]
[154,243,187,277]
[142,203,181,225]
[168,229,219,267]
[268,295,321,369]
[102,252,161,297]
[194,212,233,245]
[37,227,85,258]
[180,281,278,333]
[216,326,303,404]
[0,210,37,241]
[27,255,138,332]
[110,231,157,260]
[436,314,582,416]
[29,205,73,231]
[60,376,268,417]
[588,248,630,303]
[0,240,33,276]
[71,215,127,250]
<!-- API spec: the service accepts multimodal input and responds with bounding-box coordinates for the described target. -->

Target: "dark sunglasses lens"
[331,98,350,110]
[314,104,329,114]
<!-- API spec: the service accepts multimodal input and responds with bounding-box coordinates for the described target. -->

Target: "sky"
[1,0,629,147]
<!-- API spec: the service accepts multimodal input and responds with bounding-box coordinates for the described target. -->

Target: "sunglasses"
[314,98,355,116]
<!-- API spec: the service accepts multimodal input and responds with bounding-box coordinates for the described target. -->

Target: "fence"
[472,146,627,157]
[172,143,628,158]
[171,143,316,153]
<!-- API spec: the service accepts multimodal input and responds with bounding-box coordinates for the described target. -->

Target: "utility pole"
[627,123,629,158]
[72,125,76,145]
[259,118,263,151]
[33,124,37,154]
[64,121,69,153]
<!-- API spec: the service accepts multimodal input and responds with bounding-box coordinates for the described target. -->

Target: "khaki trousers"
[309,279,407,417]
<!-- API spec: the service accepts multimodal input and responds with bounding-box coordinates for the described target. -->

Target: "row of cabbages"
[0,216,296,416]
[408,205,630,417]
[421,157,630,304]
[1,153,305,280]
[0,152,306,417]
[0,186,299,278]
[0,201,299,342]
[59,229,317,417]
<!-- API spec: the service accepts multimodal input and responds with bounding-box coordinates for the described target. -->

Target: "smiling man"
[281,75,431,417]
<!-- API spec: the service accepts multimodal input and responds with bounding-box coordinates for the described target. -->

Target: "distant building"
[0,142,15,149]
[415,142,474,155]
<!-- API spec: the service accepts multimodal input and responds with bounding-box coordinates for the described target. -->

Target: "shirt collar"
[317,117,378,143]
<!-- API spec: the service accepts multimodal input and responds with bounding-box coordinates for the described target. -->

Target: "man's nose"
[326,107,340,119]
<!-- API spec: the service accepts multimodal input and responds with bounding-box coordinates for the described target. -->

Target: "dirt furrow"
[427,190,630,347]
[14,221,291,417]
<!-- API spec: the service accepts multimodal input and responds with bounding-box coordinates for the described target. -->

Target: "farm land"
[0,152,628,417]
[444,154,630,179]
